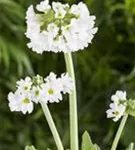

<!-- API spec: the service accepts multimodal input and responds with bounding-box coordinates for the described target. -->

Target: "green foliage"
[25,146,37,150]
[0,0,33,91]
[82,131,101,150]
[125,143,134,150]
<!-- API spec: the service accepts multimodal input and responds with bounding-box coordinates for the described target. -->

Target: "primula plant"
[6,0,135,150]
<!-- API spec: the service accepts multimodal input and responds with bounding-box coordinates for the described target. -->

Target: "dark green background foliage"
[0,0,135,149]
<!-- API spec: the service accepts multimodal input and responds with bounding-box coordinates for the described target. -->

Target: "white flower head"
[47,23,59,39]
[106,103,126,122]
[25,5,46,54]
[52,2,69,12]
[111,90,127,105]
[31,86,42,104]
[8,92,21,112]
[16,77,32,94]
[60,73,73,94]
[41,82,62,103]
[55,8,67,19]
[8,91,33,114]
[45,72,57,82]
[41,72,63,103]
[36,0,51,12]
[25,5,40,37]
[52,2,69,19]
[70,2,89,18]
[8,73,74,114]
[25,1,98,53]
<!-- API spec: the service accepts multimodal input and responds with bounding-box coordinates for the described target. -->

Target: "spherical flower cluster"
[8,72,73,114]
[106,91,127,122]
[25,0,98,53]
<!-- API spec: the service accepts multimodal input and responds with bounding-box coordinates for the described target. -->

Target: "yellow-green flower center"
[64,25,70,31]
[35,90,39,96]
[23,98,30,104]
[24,86,28,90]
[58,12,62,17]
[48,88,54,95]
[113,111,119,116]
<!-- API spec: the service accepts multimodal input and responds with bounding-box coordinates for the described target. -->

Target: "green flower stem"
[40,101,64,150]
[64,53,79,150]
[110,114,128,150]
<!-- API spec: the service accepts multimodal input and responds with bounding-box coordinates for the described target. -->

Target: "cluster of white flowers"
[25,0,98,53]
[106,91,127,122]
[8,72,73,114]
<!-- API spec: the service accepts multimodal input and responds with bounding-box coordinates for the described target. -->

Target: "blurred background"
[0,0,135,149]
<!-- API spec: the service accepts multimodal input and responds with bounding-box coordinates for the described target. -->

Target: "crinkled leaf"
[82,131,101,150]
[25,146,37,150]
[125,143,134,150]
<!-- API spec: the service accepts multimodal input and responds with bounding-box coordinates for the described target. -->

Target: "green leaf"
[94,144,101,150]
[82,131,93,150]
[25,146,37,150]
[125,143,134,150]
[82,131,101,150]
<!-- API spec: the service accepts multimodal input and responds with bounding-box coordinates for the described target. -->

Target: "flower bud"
[32,75,44,86]
[126,99,135,117]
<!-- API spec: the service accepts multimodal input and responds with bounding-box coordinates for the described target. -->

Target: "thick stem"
[64,53,79,150]
[40,101,64,150]
[110,114,128,150]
